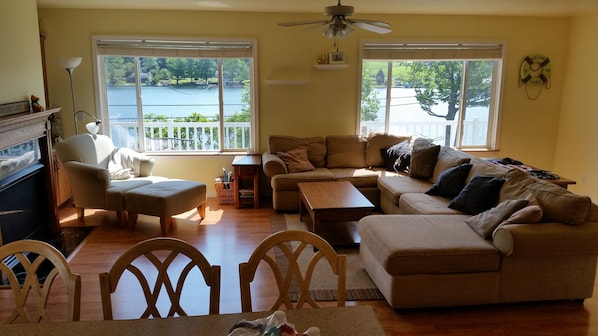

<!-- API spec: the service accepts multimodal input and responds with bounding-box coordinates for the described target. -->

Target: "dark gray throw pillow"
[448,175,506,215]
[426,163,473,198]
[409,139,440,179]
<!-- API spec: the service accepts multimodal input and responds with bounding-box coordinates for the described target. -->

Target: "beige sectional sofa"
[262,133,411,211]
[263,134,598,309]
[360,145,598,308]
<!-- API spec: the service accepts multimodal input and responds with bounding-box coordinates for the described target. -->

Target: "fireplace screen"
[0,139,41,180]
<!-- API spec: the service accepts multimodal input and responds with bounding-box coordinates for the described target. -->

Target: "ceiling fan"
[278,1,392,38]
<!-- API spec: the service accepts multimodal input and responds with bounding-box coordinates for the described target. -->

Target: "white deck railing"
[108,118,487,151]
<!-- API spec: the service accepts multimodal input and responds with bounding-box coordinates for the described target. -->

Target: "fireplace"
[0,107,60,247]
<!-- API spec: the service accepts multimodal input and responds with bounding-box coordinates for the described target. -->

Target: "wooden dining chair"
[239,230,346,312]
[0,239,81,324]
[99,237,220,319]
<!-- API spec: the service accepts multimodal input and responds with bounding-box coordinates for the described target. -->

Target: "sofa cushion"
[426,163,473,198]
[270,168,335,191]
[328,168,380,188]
[277,147,315,173]
[358,214,500,275]
[377,175,433,206]
[399,193,464,215]
[366,132,411,167]
[326,135,367,168]
[465,199,529,239]
[409,139,440,179]
[268,135,327,167]
[500,169,592,225]
[449,175,505,215]
[430,146,472,183]
[464,157,509,184]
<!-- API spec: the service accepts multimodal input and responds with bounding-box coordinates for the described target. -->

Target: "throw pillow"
[448,175,506,215]
[277,147,315,173]
[380,140,411,172]
[465,199,529,239]
[500,194,544,225]
[425,163,473,198]
[409,138,440,179]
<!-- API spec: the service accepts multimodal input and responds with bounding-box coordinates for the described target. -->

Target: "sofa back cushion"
[499,169,592,225]
[430,146,472,183]
[326,135,367,168]
[465,157,509,184]
[268,135,327,167]
[365,132,412,168]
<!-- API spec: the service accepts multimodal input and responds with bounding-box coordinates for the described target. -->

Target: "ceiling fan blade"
[278,19,330,27]
[349,19,392,34]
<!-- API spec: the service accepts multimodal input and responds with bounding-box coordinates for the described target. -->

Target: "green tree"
[166,58,189,84]
[408,60,493,145]
[360,69,380,122]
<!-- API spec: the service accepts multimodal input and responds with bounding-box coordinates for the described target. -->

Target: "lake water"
[106,86,487,122]
[107,86,245,120]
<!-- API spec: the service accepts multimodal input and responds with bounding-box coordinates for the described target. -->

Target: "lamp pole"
[59,57,82,135]
[66,68,78,134]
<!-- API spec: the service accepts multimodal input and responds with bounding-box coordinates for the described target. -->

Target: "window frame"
[91,35,259,154]
[357,40,506,151]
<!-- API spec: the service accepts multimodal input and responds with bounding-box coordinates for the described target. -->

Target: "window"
[93,37,257,153]
[359,42,504,150]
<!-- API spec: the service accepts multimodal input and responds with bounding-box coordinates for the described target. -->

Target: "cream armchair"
[55,134,165,224]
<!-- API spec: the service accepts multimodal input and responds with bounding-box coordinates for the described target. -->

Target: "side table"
[232,155,261,209]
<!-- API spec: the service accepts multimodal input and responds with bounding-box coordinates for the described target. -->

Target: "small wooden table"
[298,181,375,244]
[232,155,261,209]
[1,306,385,336]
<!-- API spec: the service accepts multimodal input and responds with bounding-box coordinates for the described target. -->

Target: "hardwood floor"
[8,198,598,334]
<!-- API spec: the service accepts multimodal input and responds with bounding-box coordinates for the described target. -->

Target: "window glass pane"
[360,61,387,136]
[105,56,139,149]
[222,58,251,150]
[462,60,493,147]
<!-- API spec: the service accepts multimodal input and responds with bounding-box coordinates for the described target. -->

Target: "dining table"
[2,305,386,335]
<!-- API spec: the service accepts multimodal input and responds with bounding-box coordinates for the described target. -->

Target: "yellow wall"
[0,0,45,106]
[34,8,573,195]
[554,13,598,199]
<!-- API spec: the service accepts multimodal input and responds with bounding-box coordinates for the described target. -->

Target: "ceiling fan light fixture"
[323,18,353,38]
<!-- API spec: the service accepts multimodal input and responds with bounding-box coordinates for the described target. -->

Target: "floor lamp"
[58,57,82,134]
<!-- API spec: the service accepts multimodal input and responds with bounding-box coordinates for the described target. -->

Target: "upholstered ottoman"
[125,180,207,235]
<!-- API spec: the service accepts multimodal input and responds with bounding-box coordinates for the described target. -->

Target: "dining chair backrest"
[0,239,81,324]
[239,230,346,312]
[99,237,220,319]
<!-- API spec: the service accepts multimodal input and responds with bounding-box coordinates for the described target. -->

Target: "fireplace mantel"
[0,107,61,245]
[0,108,59,150]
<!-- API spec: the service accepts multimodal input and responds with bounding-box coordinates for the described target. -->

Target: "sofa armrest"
[262,152,287,177]
[492,222,598,257]
[115,147,155,177]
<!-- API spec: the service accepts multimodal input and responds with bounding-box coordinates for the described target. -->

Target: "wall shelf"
[265,79,310,85]
[314,64,348,70]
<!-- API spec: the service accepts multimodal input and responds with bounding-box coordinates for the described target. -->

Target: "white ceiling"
[36,0,598,17]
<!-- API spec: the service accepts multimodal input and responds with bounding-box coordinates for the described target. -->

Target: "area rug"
[270,212,384,301]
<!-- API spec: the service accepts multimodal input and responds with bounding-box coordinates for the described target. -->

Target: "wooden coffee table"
[298,181,375,245]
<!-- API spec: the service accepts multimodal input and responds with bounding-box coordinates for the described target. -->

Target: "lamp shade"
[58,57,82,70]
[85,121,102,135]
